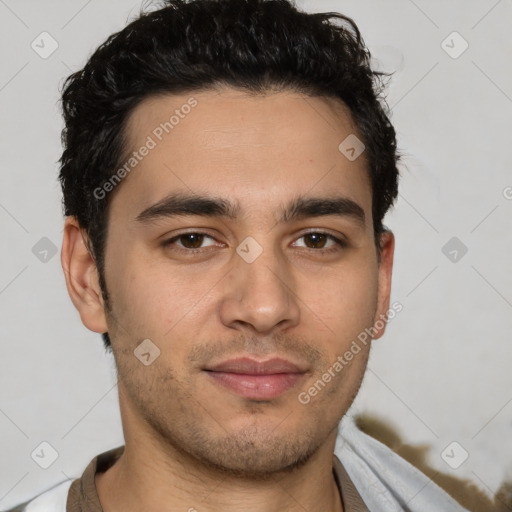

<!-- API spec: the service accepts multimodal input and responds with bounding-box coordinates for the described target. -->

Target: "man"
[8,0,469,510]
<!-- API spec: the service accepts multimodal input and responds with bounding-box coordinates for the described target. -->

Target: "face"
[64,88,394,478]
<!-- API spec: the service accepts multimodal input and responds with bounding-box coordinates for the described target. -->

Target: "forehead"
[113,88,372,223]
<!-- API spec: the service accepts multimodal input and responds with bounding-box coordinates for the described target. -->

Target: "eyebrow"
[135,192,366,228]
[281,195,366,227]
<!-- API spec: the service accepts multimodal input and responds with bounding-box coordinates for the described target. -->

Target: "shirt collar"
[67,446,368,512]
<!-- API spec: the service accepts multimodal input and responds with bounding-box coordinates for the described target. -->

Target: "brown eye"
[178,233,206,249]
[293,232,346,252]
[303,233,328,249]
[164,232,217,250]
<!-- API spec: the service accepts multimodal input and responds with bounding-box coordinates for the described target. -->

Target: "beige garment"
[67,446,369,512]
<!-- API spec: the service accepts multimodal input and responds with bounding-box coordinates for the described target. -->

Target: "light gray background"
[1,0,511,509]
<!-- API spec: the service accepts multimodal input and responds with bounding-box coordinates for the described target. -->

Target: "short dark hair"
[59,0,400,352]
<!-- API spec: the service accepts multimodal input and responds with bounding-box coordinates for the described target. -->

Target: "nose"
[219,243,301,335]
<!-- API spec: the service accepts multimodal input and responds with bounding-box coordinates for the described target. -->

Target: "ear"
[61,217,108,333]
[372,230,395,341]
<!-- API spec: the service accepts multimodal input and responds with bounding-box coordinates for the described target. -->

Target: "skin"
[62,88,394,512]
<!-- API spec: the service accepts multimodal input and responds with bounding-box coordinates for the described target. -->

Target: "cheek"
[302,261,379,340]
[108,249,220,341]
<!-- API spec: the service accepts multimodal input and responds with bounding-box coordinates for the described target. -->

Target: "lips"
[205,357,306,375]
[203,357,308,400]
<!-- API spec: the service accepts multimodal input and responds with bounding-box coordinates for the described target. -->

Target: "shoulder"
[335,417,471,511]
[4,479,73,512]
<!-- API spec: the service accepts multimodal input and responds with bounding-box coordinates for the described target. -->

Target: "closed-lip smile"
[203,357,308,400]
[204,357,307,375]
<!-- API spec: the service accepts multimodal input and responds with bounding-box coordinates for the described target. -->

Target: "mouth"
[203,357,308,401]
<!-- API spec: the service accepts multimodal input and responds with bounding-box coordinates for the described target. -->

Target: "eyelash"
[162,231,347,255]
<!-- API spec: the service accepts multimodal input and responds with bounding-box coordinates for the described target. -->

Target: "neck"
[95,384,344,512]
[96,430,343,511]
